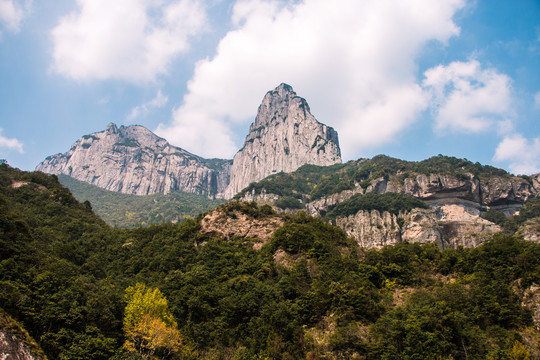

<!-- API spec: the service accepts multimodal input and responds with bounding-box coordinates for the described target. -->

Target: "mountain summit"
[223,83,342,198]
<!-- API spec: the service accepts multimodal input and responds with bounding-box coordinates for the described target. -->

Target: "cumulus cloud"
[51,0,207,82]
[423,60,513,133]
[156,0,465,159]
[127,90,169,122]
[493,134,540,175]
[0,0,31,33]
[0,128,23,153]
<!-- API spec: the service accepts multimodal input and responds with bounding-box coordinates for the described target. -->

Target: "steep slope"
[223,83,341,198]
[36,123,231,197]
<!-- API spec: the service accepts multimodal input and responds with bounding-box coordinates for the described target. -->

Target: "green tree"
[123,283,186,359]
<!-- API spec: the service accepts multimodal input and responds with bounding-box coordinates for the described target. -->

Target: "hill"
[1,163,540,359]
[57,174,224,228]
[236,155,540,248]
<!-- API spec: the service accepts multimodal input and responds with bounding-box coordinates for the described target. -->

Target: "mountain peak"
[224,84,341,198]
[272,83,295,96]
[253,83,312,129]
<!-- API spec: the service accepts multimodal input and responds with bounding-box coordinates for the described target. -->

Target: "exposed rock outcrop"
[0,310,47,360]
[335,210,402,249]
[199,206,283,249]
[333,205,501,249]
[223,83,341,199]
[401,208,443,246]
[521,284,540,331]
[518,218,540,244]
[0,329,45,360]
[436,204,502,248]
[36,123,231,197]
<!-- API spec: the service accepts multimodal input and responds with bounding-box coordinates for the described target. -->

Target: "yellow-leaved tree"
[123,283,186,359]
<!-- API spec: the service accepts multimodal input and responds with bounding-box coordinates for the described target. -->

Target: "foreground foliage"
[123,283,186,359]
[1,164,539,359]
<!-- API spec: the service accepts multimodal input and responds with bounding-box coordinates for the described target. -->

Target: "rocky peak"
[223,84,342,199]
[36,123,231,197]
[251,83,298,128]
[106,122,118,134]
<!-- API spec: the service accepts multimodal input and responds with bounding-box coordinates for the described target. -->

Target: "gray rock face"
[36,123,231,197]
[223,83,341,199]
[335,209,402,248]
[334,205,501,249]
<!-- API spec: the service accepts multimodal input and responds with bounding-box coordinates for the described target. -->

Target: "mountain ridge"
[36,122,232,197]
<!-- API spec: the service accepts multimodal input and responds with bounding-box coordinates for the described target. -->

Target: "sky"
[0,0,539,175]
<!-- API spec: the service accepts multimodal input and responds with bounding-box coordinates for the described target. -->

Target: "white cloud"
[51,0,207,82]
[0,128,23,153]
[0,0,31,33]
[156,0,465,159]
[127,90,169,121]
[423,60,513,133]
[493,134,540,175]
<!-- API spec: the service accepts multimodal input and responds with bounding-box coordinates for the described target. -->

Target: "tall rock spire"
[223,83,342,199]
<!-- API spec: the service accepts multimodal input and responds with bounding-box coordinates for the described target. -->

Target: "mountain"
[223,83,341,198]
[36,123,232,198]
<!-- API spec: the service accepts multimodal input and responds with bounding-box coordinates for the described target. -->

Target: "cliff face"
[334,205,501,249]
[307,173,538,218]
[36,123,231,197]
[306,172,533,248]
[223,83,341,199]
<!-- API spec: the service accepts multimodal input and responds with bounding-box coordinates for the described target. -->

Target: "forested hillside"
[235,154,530,206]
[1,164,539,359]
[57,174,224,228]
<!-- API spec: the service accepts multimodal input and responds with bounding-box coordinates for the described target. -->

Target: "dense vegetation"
[1,164,539,359]
[325,192,428,220]
[236,154,513,203]
[482,197,540,233]
[58,174,224,228]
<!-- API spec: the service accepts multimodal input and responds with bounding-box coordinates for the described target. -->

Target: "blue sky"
[0,0,539,174]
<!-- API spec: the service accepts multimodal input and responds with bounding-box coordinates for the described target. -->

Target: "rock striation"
[223,83,341,199]
[36,123,231,197]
